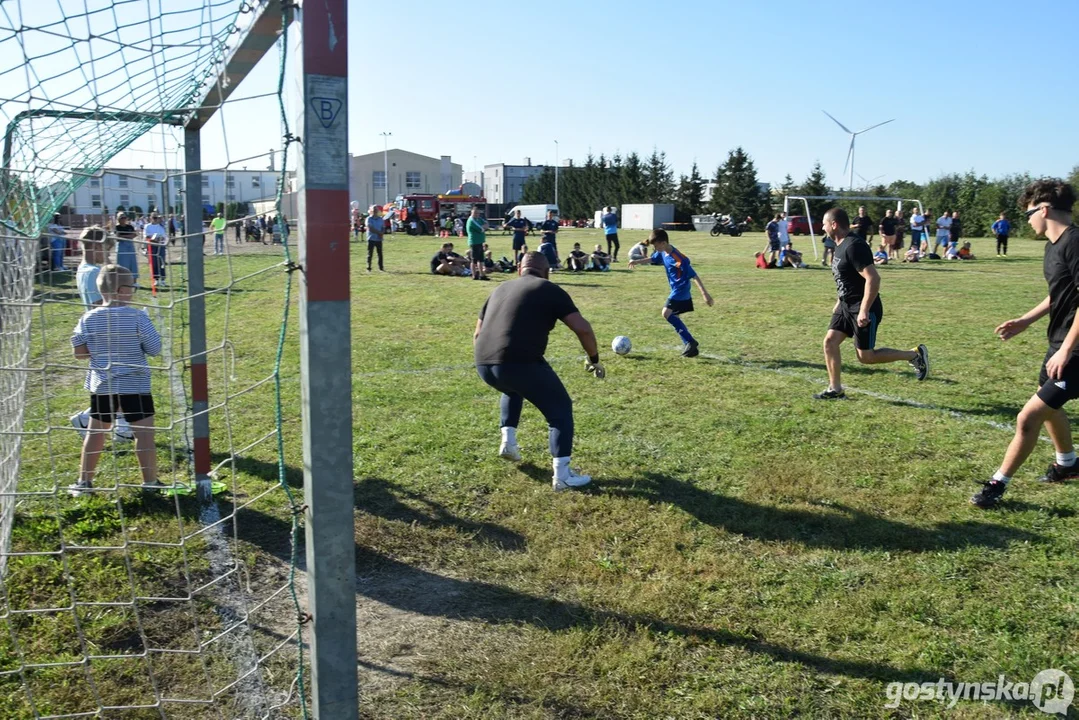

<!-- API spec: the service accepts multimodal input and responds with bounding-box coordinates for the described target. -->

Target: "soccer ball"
[611,336,632,355]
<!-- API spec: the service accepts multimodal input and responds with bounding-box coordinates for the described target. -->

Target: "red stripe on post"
[302,4,347,75]
[190,363,208,403]
[193,437,211,476]
[303,189,350,302]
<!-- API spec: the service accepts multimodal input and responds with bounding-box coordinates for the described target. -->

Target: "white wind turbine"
[822,111,894,191]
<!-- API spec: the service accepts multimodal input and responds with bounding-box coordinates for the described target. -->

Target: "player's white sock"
[1055,450,1076,467]
[501,427,517,445]
[992,471,1011,484]
[553,456,570,480]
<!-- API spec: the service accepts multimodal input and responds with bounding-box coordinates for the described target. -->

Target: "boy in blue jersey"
[992,212,1011,256]
[601,206,620,261]
[502,209,529,254]
[628,229,714,357]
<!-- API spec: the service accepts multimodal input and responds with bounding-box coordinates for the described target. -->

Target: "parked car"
[787,215,823,235]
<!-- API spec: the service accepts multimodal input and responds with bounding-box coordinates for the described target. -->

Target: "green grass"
[5,228,1079,718]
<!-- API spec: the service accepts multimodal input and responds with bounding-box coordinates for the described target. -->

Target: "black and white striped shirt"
[71,305,162,394]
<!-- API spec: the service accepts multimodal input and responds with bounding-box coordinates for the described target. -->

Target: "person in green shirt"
[466,206,490,281]
[210,212,227,255]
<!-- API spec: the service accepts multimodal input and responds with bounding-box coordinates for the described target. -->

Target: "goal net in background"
[0,1,331,716]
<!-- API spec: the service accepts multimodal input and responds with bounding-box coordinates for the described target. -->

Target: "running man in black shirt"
[814,208,929,400]
[474,252,603,491]
[973,180,1079,508]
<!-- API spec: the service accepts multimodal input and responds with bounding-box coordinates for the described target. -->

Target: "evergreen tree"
[774,173,796,214]
[674,162,706,220]
[619,152,645,203]
[798,162,834,219]
[708,147,768,227]
[642,148,674,204]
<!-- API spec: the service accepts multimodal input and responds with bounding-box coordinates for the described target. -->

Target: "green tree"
[642,148,674,204]
[619,152,645,203]
[674,162,706,220]
[707,147,769,227]
[797,162,834,219]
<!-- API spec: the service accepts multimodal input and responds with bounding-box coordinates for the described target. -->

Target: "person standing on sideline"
[209,212,227,256]
[365,204,385,272]
[467,206,490,281]
[473,251,603,491]
[992,212,1012,256]
[894,209,906,260]
[879,209,897,260]
[114,212,139,285]
[776,211,791,255]
[601,206,621,262]
[144,213,168,285]
[503,209,529,257]
[813,207,929,400]
[933,210,952,255]
[910,207,927,256]
[539,210,560,262]
[233,217,242,244]
[972,180,1079,508]
[764,215,781,267]
[853,206,874,244]
[167,214,177,246]
[949,210,963,253]
[628,229,714,357]
[68,264,162,496]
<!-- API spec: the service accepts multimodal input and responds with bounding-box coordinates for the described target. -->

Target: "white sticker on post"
[304,74,348,188]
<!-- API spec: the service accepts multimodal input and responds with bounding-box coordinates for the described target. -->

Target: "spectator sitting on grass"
[781,241,805,268]
[628,239,650,262]
[537,238,558,269]
[590,244,610,271]
[958,242,975,260]
[430,242,469,276]
[567,243,589,272]
[903,244,921,263]
[515,244,529,269]
[483,249,497,272]
[873,244,889,265]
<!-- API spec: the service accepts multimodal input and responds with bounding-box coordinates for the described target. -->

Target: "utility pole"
[379,131,392,204]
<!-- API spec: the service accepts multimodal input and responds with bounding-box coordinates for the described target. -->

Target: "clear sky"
[28,0,1079,188]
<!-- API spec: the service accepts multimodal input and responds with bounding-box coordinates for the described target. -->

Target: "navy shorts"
[89,393,155,423]
[768,238,781,252]
[512,234,527,251]
[829,298,883,351]
[1037,348,1079,409]
[665,298,694,315]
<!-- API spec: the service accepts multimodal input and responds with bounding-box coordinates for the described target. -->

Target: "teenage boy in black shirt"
[814,207,929,400]
[973,180,1079,508]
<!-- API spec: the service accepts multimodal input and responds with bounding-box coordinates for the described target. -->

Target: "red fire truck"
[386,190,487,235]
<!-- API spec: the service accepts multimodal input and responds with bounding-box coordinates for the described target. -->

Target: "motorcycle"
[709,214,750,237]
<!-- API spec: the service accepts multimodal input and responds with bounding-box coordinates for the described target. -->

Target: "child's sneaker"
[70,411,89,440]
[68,480,93,497]
[552,468,591,492]
[499,442,521,462]
[113,418,135,443]
[140,480,166,493]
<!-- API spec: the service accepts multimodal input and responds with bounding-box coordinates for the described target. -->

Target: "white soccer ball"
[612,335,632,355]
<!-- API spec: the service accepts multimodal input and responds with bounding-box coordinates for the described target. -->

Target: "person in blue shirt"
[366,205,386,271]
[601,206,620,261]
[539,210,560,262]
[992,212,1012,257]
[502,209,529,254]
[628,229,714,357]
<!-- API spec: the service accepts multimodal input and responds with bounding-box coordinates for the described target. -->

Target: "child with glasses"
[69,264,163,496]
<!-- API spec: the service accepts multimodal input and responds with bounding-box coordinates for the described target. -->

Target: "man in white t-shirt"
[776,211,791,248]
[144,213,168,284]
[909,209,927,255]
[933,212,952,256]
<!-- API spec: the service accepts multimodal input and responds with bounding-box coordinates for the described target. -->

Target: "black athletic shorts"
[1037,347,1079,409]
[470,244,485,262]
[828,298,883,351]
[665,298,694,315]
[89,393,155,423]
[512,234,527,251]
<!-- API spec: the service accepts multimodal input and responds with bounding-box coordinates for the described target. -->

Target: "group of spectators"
[853,206,997,263]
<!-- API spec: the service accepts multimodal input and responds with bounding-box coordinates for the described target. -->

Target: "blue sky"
[36,0,1079,188]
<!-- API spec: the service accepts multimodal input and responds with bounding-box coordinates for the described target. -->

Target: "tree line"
[519,147,1079,237]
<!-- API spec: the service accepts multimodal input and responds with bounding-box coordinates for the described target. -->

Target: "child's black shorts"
[89,394,155,423]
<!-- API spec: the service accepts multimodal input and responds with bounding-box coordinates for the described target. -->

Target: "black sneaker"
[681,340,700,358]
[970,479,1008,508]
[812,388,846,400]
[1037,462,1079,483]
[910,344,929,381]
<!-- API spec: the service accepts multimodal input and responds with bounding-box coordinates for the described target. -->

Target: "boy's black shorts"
[665,298,694,315]
[1037,348,1079,409]
[89,394,155,423]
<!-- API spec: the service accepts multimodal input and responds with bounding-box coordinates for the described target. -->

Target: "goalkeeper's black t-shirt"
[1044,225,1079,349]
[474,274,578,364]
[880,216,897,235]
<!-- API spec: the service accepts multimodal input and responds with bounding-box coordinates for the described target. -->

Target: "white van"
[506,204,558,226]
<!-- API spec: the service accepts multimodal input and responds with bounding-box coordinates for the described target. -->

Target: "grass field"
[5,226,1079,718]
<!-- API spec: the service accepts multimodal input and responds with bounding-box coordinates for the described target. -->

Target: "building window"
[227,193,236,201]
[91,195,101,208]
[405,171,422,190]
[252,177,260,188]
[225,176,235,187]
[373,170,386,189]
[117,176,128,188]
[147,196,155,209]
[146,175,155,187]
[119,194,130,206]
[89,177,100,188]
[202,195,210,204]
[201,177,209,186]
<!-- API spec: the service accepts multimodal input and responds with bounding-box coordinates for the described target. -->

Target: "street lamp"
[554,140,559,209]
[379,131,392,204]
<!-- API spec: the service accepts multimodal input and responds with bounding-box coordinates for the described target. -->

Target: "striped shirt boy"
[72,306,161,394]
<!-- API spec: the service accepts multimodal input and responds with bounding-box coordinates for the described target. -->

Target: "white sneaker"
[68,480,93,497]
[499,443,521,462]
[552,469,591,492]
[70,411,89,440]
[113,418,135,443]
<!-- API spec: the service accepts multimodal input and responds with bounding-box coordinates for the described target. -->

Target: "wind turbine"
[822,111,894,191]
[856,172,885,191]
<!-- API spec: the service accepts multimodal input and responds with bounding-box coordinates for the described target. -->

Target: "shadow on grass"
[210,451,302,489]
[354,477,525,551]
[513,464,1042,553]
[763,358,958,384]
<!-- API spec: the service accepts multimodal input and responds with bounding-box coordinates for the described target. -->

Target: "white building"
[702,180,771,204]
[64,167,290,214]
[482,160,547,206]
[349,150,462,210]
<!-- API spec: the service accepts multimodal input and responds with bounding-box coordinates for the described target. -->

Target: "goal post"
[783,195,926,260]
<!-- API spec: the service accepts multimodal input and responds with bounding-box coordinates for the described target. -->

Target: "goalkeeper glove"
[585,355,605,379]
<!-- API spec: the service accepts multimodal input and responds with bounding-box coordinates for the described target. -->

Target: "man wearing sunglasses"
[973,179,1079,508]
